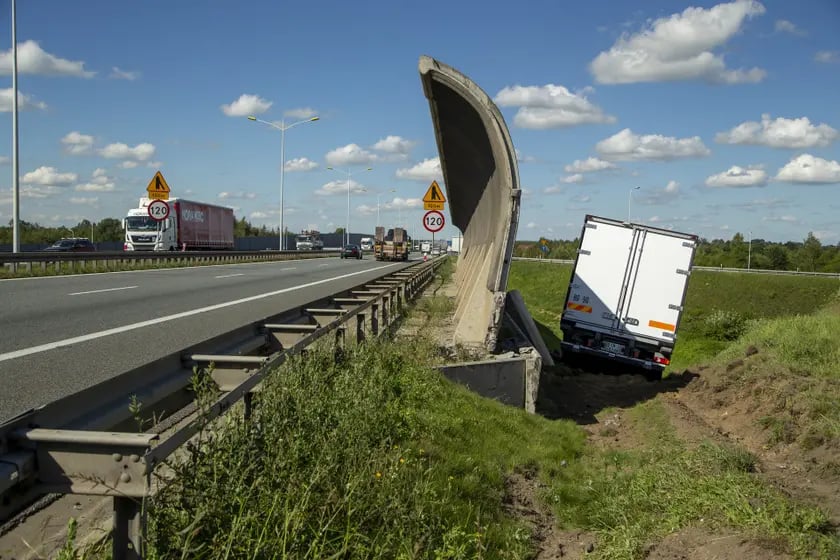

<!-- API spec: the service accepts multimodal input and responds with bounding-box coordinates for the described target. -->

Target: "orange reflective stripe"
[566,302,593,313]
[649,320,676,332]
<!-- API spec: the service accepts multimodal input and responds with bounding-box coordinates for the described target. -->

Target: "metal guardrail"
[511,257,840,278]
[0,255,446,559]
[0,249,339,275]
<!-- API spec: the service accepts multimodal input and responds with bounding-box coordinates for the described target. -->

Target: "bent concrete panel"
[418,56,521,351]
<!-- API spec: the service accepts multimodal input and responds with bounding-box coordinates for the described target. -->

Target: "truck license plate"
[602,341,625,354]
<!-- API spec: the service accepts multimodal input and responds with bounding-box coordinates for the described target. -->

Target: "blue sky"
[0,0,838,243]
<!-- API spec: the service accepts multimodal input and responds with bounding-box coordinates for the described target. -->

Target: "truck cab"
[360,237,374,251]
[123,198,175,251]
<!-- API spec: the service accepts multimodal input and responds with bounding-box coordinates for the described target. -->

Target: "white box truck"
[559,215,698,376]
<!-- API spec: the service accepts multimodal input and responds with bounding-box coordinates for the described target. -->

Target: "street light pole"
[628,186,640,222]
[748,231,752,270]
[326,166,372,246]
[376,188,396,226]
[247,114,319,250]
[11,0,20,253]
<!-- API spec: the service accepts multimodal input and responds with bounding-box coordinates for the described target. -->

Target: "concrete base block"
[437,356,527,409]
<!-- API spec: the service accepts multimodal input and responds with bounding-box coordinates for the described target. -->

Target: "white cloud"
[596,128,710,161]
[494,84,616,128]
[396,157,442,182]
[0,88,47,111]
[356,197,422,216]
[564,157,616,173]
[0,185,64,200]
[526,221,538,229]
[109,67,140,80]
[815,51,840,64]
[218,191,257,200]
[715,114,837,149]
[589,0,767,85]
[705,165,768,187]
[146,161,162,168]
[284,157,318,172]
[61,131,94,155]
[774,19,805,36]
[69,196,98,205]
[74,168,116,192]
[325,143,377,166]
[315,179,367,196]
[284,107,318,119]
[372,135,416,154]
[521,187,533,199]
[561,174,584,184]
[250,211,273,219]
[99,142,156,161]
[732,198,791,212]
[775,154,840,184]
[515,149,537,163]
[543,185,565,195]
[762,215,799,223]
[22,166,77,186]
[0,40,94,77]
[118,161,139,169]
[571,194,592,203]
[220,94,272,117]
[637,180,682,204]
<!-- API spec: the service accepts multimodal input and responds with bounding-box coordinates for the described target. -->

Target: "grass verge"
[138,335,586,559]
[549,400,839,559]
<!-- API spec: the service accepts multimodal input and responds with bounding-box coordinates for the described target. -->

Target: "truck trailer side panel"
[174,200,235,250]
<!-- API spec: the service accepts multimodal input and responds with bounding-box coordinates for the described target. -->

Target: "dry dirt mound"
[503,471,596,560]
[644,526,791,560]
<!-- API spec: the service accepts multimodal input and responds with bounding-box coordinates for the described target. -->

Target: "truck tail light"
[653,355,670,365]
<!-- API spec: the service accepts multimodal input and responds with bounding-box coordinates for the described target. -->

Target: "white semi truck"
[123,198,235,252]
[559,215,698,376]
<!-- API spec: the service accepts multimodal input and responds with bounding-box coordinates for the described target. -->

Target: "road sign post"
[146,171,171,201]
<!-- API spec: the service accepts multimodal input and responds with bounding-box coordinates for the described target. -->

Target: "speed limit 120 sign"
[147,199,170,221]
[423,210,445,233]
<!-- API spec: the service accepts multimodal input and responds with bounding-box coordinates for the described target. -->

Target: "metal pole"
[748,231,752,270]
[11,0,20,253]
[376,194,381,226]
[345,171,351,247]
[279,120,286,250]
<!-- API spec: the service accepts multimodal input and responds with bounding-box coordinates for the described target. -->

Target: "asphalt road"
[0,256,414,424]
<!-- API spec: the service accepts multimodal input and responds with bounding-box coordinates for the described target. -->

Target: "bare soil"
[533,348,840,559]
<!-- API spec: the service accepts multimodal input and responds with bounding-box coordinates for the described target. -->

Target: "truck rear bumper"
[560,341,664,374]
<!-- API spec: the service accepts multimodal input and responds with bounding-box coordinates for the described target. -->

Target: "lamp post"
[628,186,640,222]
[11,0,20,253]
[247,114,319,250]
[326,166,372,246]
[748,231,752,270]
[376,188,396,226]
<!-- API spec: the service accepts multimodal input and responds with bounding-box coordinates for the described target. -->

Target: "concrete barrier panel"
[418,56,521,351]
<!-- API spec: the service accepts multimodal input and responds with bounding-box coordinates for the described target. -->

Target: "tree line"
[1,217,353,246]
[514,232,840,273]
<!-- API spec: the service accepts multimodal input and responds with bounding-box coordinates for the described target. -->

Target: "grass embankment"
[0,253,335,279]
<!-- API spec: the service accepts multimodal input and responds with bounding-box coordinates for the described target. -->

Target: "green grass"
[137,335,586,559]
[506,261,840,370]
[549,400,839,559]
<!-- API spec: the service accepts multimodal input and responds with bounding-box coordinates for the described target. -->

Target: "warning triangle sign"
[146,171,171,200]
[422,180,446,203]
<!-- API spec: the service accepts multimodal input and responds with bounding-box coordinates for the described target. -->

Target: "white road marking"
[0,256,339,283]
[69,286,138,296]
[215,273,244,279]
[0,264,401,363]
[318,264,329,267]
[280,267,297,271]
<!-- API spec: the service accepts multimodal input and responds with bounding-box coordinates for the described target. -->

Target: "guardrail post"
[370,303,379,336]
[244,392,254,420]
[113,495,144,560]
[356,313,366,343]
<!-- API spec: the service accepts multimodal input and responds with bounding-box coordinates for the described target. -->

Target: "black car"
[43,238,96,252]
[340,244,362,259]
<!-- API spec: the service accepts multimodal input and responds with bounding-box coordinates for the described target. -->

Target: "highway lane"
[0,256,415,423]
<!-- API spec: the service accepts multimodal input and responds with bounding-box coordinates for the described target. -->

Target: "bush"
[702,309,748,341]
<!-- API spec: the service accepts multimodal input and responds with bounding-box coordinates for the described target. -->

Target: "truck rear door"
[563,218,634,331]
[620,230,695,342]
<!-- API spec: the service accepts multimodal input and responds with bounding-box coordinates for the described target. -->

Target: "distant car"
[43,238,96,252]
[431,248,441,256]
[340,244,363,259]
